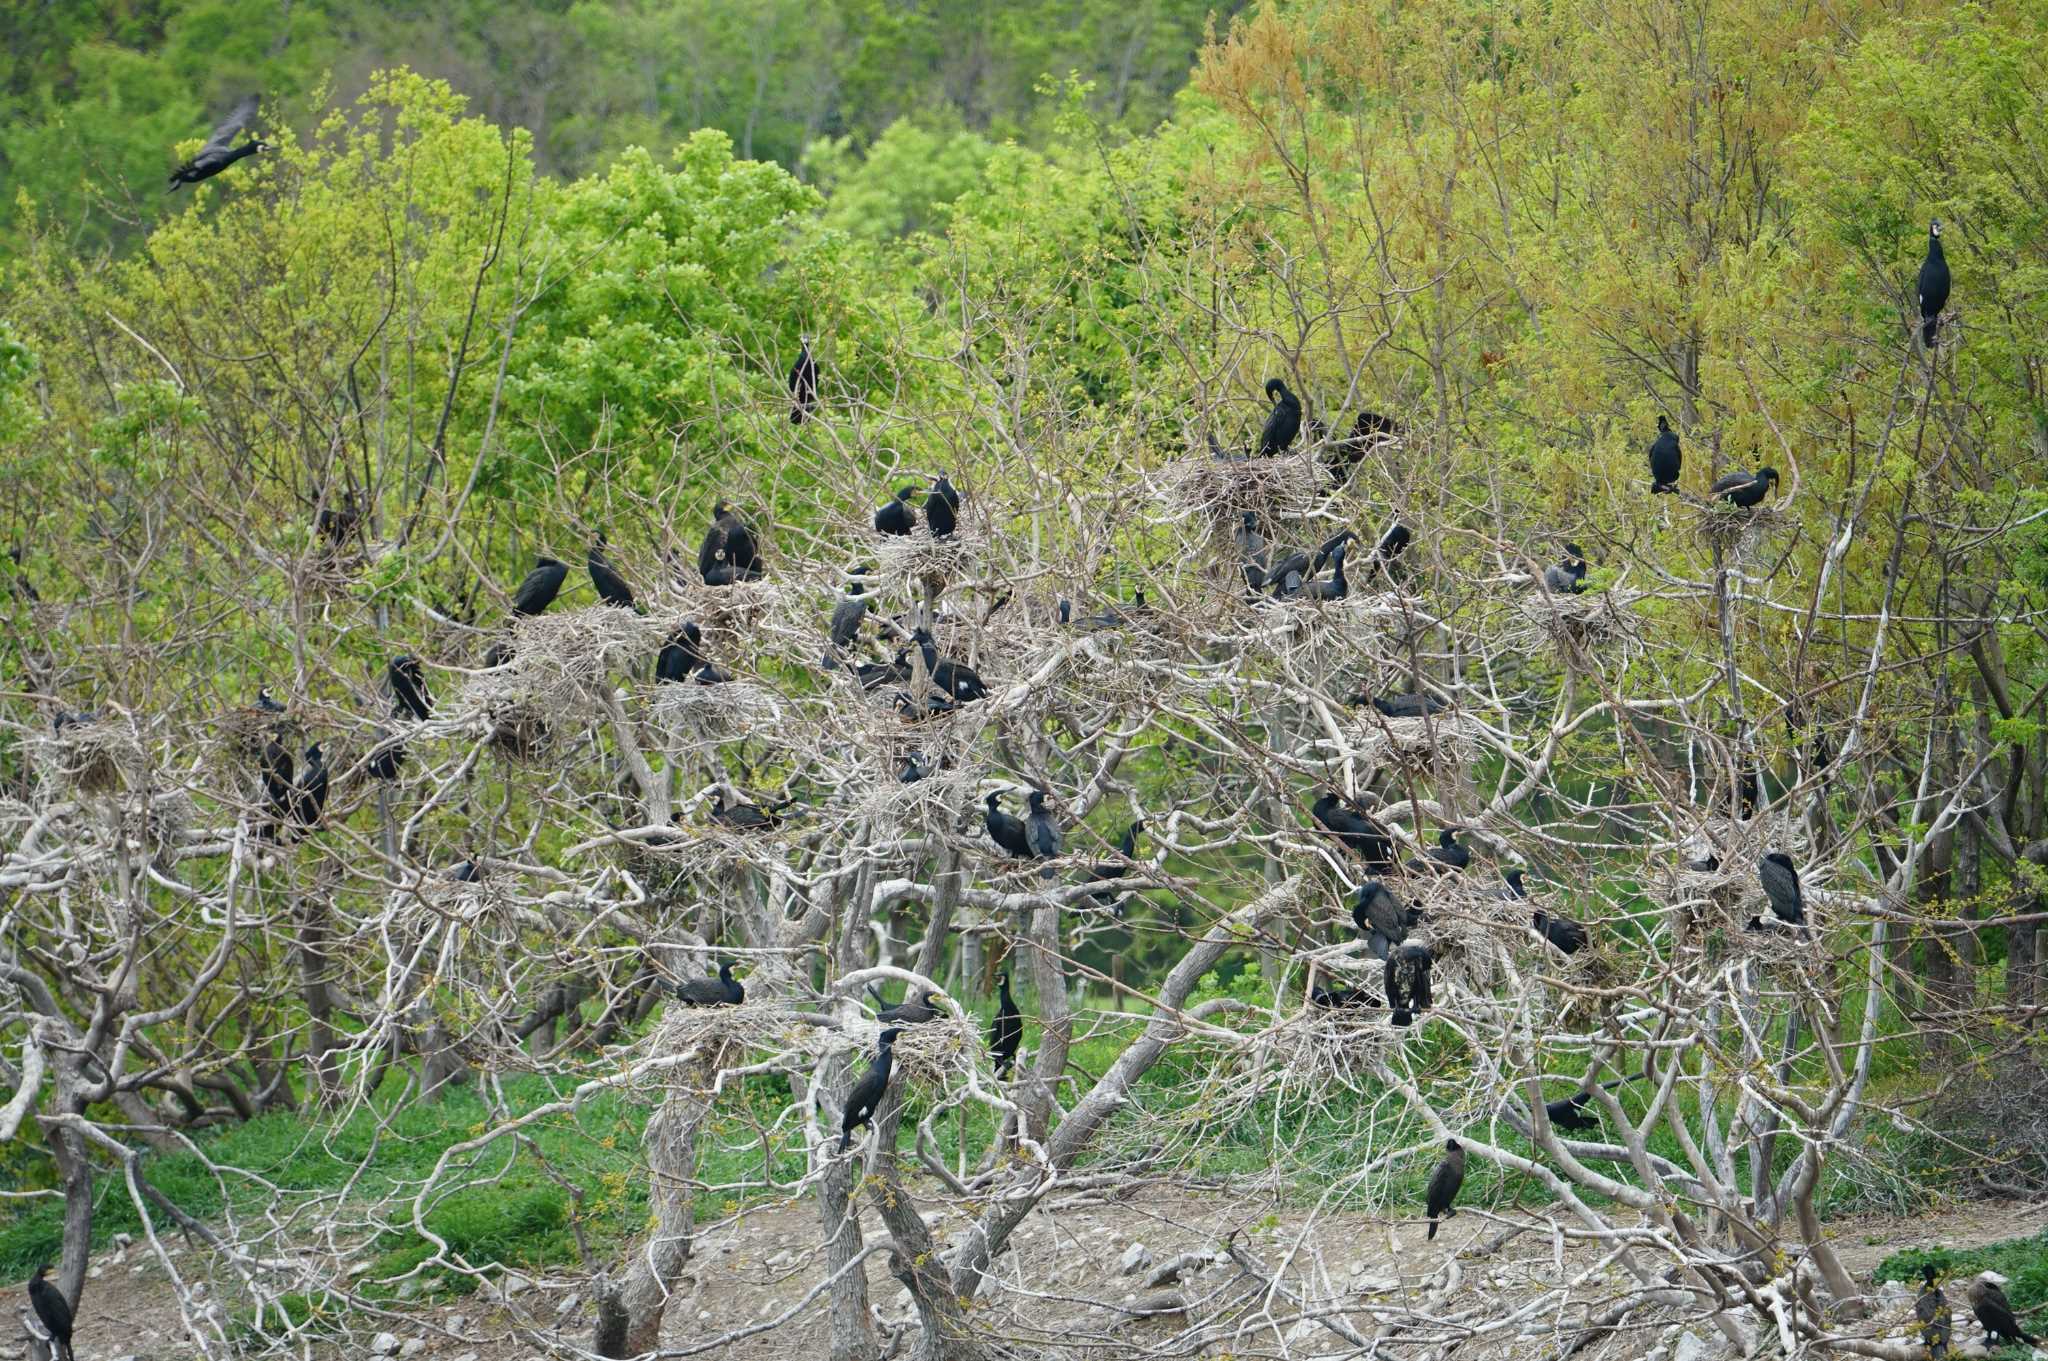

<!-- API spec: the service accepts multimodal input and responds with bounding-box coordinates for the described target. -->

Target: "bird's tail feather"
[1427,1219,1438,1241]
[1923,316,1940,347]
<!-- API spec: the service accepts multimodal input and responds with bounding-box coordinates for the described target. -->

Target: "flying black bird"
[710,791,787,832]
[1353,880,1419,961]
[1363,522,1413,584]
[875,988,940,1025]
[983,791,1033,858]
[27,1264,73,1361]
[699,503,763,585]
[168,94,266,189]
[1385,943,1433,1027]
[1710,467,1780,509]
[991,971,1023,1076]
[839,1027,903,1151]
[875,487,917,536]
[388,655,432,721]
[824,578,872,666]
[1532,909,1587,955]
[672,961,745,1007]
[290,742,328,830]
[910,628,987,702]
[925,476,962,539]
[1648,416,1682,494]
[1025,790,1063,877]
[1257,378,1302,457]
[1543,544,1589,595]
[1494,868,1530,900]
[510,556,569,616]
[1918,220,1951,349]
[1966,1272,2036,1347]
[1917,1264,1952,1359]
[1080,819,1145,906]
[587,540,636,610]
[1312,792,1395,869]
[789,339,818,424]
[1355,691,1448,719]
[1754,852,1807,934]
[1424,1138,1465,1240]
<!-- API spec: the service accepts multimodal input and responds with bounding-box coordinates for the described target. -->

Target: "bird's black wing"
[202,95,261,157]
[1708,470,1752,495]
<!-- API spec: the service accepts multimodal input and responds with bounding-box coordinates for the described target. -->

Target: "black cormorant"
[991,971,1023,1075]
[1353,880,1419,960]
[389,656,432,721]
[168,95,266,189]
[1917,1264,1952,1359]
[1257,378,1302,457]
[1385,943,1433,1027]
[789,340,818,424]
[1532,909,1587,955]
[983,792,1032,858]
[1424,1138,1464,1239]
[1648,416,1681,494]
[825,579,871,665]
[1755,852,1807,934]
[876,988,940,1025]
[1543,544,1588,595]
[875,487,917,536]
[1918,220,1951,349]
[1312,792,1395,868]
[27,1265,73,1361]
[1024,790,1062,877]
[1966,1273,2036,1346]
[510,556,568,616]
[839,1028,903,1151]
[925,476,962,539]
[1710,467,1780,508]
[699,503,763,584]
[587,539,636,610]
[673,961,745,1007]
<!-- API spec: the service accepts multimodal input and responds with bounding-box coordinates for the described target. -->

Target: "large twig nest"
[850,1016,982,1091]
[647,679,786,747]
[1350,712,1484,775]
[34,715,146,795]
[873,528,977,596]
[1505,588,1647,663]
[1153,453,1325,523]
[464,608,670,716]
[650,579,789,643]
[1693,502,1787,558]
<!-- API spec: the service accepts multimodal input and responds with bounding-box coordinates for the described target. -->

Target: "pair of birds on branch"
[873,476,962,539]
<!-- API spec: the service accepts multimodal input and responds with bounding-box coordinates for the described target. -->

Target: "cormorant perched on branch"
[27,1264,73,1361]
[1533,909,1587,955]
[510,556,568,616]
[990,971,1023,1076]
[875,487,917,536]
[1752,852,1808,935]
[1424,1139,1465,1240]
[1353,880,1419,961]
[1423,828,1470,873]
[925,476,962,539]
[1363,521,1412,584]
[1322,409,1403,485]
[658,621,728,685]
[258,737,294,833]
[673,961,744,1007]
[875,988,940,1025]
[789,339,818,424]
[1648,416,1681,495]
[824,578,871,666]
[1353,690,1447,719]
[1312,792,1395,869]
[910,628,986,702]
[1916,1264,1952,1359]
[839,1028,903,1151]
[1081,819,1145,906]
[1543,544,1588,595]
[168,95,266,189]
[1257,378,1302,456]
[983,792,1032,858]
[1710,466,1779,508]
[1385,943,1433,1027]
[1494,868,1529,900]
[289,742,328,831]
[587,539,636,610]
[1918,220,1951,349]
[389,656,432,721]
[710,791,789,831]
[1966,1272,2036,1346]
[1024,790,1062,877]
[699,503,763,584]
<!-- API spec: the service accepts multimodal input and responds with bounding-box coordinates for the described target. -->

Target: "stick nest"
[1350,713,1484,774]
[1154,453,1325,523]
[465,608,671,716]
[873,529,976,596]
[648,680,786,746]
[1503,589,1647,664]
[35,717,146,796]
[1693,502,1787,558]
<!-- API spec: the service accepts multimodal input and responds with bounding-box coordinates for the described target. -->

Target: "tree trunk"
[293,892,342,1108]
[819,1054,878,1361]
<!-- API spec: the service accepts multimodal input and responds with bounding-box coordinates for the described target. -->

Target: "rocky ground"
[21,1190,2047,1359]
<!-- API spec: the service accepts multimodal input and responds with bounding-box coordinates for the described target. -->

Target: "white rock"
[112,1232,134,1249]
[448,1353,480,1361]
[400,1340,426,1358]
[1351,1272,1399,1294]
[1672,1330,1713,1361]
[370,1332,402,1356]
[765,1250,794,1269]
[556,1291,581,1317]
[446,1313,468,1337]
[1119,1243,1153,1274]
[499,1273,531,1299]
[1877,1280,1911,1304]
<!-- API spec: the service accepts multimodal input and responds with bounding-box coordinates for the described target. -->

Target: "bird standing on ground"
[1385,943,1433,1027]
[1543,544,1589,595]
[1025,790,1062,878]
[27,1265,73,1361]
[672,961,745,1007]
[1424,1139,1465,1240]
[839,1028,903,1151]
[1710,467,1780,508]
[991,971,1023,1076]
[1753,852,1808,934]
[875,488,917,536]
[1257,378,1302,456]
[699,503,763,584]
[168,95,266,189]
[983,791,1032,858]
[1648,416,1682,495]
[1353,880,1419,960]
[510,556,569,616]
[1918,220,1951,349]
[1917,1264,1953,1359]
[789,339,818,424]
[587,539,636,610]
[925,476,962,539]
[1966,1272,2036,1346]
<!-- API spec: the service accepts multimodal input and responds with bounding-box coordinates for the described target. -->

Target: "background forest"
[3,0,2048,1359]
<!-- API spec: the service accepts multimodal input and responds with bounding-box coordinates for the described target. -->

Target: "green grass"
[1877,1228,2048,1359]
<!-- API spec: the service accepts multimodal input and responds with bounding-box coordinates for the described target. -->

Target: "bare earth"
[36,1192,2048,1360]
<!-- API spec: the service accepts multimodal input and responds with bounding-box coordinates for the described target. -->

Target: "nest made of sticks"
[1693,501,1787,558]
[1154,452,1325,524]
[873,528,977,597]
[649,579,790,645]
[648,678,786,747]
[849,1015,983,1090]
[1504,588,1647,663]
[465,608,671,717]
[34,716,146,795]
[1349,712,1484,775]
